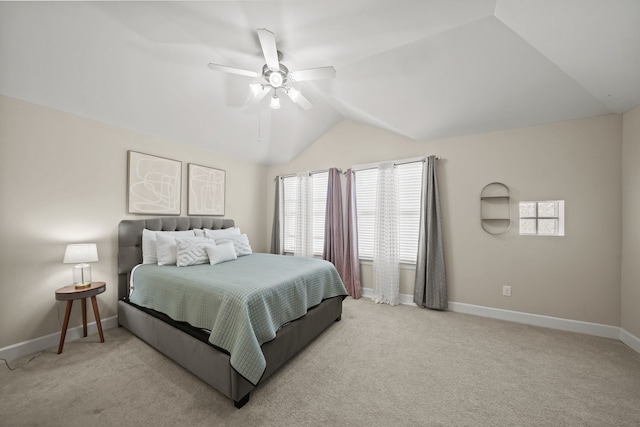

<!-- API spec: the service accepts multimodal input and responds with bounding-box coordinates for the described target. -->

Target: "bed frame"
[117,217,343,408]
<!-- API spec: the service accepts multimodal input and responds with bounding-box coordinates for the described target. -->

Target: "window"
[282,171,328,255]
[355,161,423,263]
[519,200,565,236]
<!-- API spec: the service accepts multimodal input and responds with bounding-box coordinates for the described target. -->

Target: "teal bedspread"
[129,253,347,385]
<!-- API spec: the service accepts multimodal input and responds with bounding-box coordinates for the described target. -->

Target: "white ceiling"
[1,1,639,165]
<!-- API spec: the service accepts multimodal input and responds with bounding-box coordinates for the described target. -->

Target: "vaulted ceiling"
[1,1,639,165]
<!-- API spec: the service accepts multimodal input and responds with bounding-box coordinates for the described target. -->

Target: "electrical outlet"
[502,285,512,297]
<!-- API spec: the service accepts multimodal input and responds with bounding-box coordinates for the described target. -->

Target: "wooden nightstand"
[55,281,106,354]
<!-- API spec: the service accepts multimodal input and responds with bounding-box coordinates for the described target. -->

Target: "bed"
[117,216,347,408]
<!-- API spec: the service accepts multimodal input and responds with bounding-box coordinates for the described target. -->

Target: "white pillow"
[176,237,216,267]
[156,234,208,266]
[206,242,238,265]
[204,227,241,239]
[142,229,195,264]
[215,233,252,257]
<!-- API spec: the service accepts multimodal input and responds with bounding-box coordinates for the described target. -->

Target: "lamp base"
[72,263,92,288]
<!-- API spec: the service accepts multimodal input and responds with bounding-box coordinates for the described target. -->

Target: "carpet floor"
[1,297,639,426]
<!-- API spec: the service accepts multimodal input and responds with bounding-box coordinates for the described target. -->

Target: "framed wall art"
[188,163,225,215]
[127,151,181,215]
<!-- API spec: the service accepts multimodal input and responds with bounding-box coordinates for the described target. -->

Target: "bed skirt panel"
[118,295,343,404]
[259,295,343,380]
[118,300,236,399]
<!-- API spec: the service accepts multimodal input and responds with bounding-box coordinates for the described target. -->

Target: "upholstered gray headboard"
[117,217,235,300]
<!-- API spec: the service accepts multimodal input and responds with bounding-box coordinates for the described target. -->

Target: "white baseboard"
[446,301,621,339]
[4,298,640,361]
[361,288,639,353]
[620,328,640,353]
[0,316,118,362]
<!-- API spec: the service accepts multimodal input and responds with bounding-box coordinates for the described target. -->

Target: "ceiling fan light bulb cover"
[270,94,281,109]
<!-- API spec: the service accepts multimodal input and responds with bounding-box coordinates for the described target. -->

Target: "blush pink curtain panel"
[343,169,362,298]
[323,168,345,276]
[323,168,361,299]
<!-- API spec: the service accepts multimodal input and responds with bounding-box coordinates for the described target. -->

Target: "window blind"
[355,161,423,264]
[282,177,298,253]
[282,171,328,255]
[311,172,328,254]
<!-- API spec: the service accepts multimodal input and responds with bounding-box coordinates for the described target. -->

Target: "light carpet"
[1,297,639,426]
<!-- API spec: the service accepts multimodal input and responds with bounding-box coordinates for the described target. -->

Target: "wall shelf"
[480,182,511,235]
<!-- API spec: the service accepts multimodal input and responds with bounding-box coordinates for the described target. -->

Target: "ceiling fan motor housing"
[262,63,289,88]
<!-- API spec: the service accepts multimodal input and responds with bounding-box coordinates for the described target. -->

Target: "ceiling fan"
[207,28,336,110]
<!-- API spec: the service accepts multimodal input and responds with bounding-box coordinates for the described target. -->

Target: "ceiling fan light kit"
[270,93,281,110]
[208,28,335,111]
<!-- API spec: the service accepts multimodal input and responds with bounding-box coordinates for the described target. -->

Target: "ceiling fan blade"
[247,84,271,105]
[257,28,280,71]
[294,93,313,110]
[207,63,259,78]
[289,66,336,82]
[285,88,313,110]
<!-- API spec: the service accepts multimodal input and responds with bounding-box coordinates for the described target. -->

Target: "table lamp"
[63,243,98,288]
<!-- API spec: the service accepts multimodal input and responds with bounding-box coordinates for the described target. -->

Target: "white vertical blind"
[282,171,328,255]
[355,161,423,264]
[312,172,328,254]
[397,161,423,263]
[294,172,313,256]
[282,176,298,253]
[354,168,377,260]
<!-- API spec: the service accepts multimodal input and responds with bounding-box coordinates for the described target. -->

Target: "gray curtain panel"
[323,168,345,277]
[270,177,282,255]
[343,169,362,299]
[414,156,447,310]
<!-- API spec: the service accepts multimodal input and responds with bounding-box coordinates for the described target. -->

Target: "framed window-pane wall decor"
[127,151,181,215]
[188,163,225,215]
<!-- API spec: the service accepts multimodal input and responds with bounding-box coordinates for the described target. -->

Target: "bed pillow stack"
[142,229,195,264]
[204,228,253,257]
[141,227,252,267]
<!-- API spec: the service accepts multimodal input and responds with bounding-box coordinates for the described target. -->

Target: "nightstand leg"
[90,296,104,343]
[57,300,73,354]
[81,298,87,337]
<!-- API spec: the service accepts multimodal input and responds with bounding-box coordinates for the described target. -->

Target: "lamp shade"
[63,243,98,264]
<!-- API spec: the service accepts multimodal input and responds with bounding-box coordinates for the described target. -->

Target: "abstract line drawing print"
[128,151,181,215]
[188,164,225,215]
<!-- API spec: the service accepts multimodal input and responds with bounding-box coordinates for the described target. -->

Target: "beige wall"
[1,93,634,350]
[621,105,640,338]
[0,95,268,349]
[266,116,624,327]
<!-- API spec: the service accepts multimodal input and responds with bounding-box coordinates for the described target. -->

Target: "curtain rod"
[273,155,441,179]
[351,155,440,172]
[275,168,341,180]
